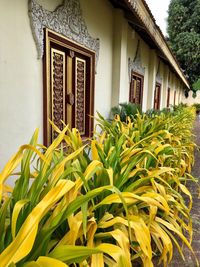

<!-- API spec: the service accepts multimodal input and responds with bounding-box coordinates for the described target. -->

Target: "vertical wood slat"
[135,79,141,104]
[67,55,73,129]
[75,57,86,135]
[133,79,137,100]
[51,48,66,141]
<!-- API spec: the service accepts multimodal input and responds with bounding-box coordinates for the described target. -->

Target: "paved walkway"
[170,118,200,266]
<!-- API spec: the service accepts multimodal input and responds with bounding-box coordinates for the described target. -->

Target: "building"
[182,90,200,106]
[0,0,190,169]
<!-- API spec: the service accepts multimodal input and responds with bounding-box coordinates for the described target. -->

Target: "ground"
[169,118,200,266]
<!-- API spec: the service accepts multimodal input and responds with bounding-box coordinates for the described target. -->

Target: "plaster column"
[161,67,169,109]
[170,74,175,106]
[111,9,128,107]
[147,50,157,110]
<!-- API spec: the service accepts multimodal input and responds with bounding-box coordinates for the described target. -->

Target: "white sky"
[145,0,170,36]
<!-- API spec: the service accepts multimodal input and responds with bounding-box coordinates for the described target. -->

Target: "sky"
[145,0,171,36]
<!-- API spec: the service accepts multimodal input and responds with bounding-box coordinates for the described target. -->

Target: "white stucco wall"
[161,65,169,109]
[147,50,157,110]
[111,10,184,112]
[140,41,150,112]
[111,9,128,107]
[0,0,188,175]
[80,0,114,118]
[127,28,150,112]
[0,0,43,170]
[0,0,114,172]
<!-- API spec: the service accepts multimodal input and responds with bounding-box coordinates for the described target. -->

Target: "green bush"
[193,103,200,113]
[110,102,142,121]
[0,106,198,267]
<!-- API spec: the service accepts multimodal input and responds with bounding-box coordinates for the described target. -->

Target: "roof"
[110,0,190,89]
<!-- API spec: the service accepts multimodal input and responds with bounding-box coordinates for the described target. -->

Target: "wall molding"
[28,0,100,69]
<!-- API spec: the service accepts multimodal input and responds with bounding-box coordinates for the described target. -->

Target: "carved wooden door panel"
[154,83,161,110]
[129,72,144,107]
[44,29,95,146]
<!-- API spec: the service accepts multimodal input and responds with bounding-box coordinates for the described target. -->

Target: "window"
[167,88,170,108]
[43,29,95,146]
[154,83,161,110]
[129,72,144,107]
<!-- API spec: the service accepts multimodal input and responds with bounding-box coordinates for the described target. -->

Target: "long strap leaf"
[0,180,74,266]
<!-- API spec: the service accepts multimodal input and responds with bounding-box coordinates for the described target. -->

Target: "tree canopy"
[167,0,200,93]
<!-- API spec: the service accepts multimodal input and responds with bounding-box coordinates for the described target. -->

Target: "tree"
[167,0,200,92]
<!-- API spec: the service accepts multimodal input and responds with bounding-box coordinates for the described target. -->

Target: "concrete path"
[170,118,200,266]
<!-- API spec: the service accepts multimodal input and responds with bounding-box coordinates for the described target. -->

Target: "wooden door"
[43,29,95,146]
[154,83,161,110]
[129,72,144,107]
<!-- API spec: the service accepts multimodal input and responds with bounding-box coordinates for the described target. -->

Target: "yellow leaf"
[154,144,172,155]
[11,199,30,239]
[37,256,68,267]
[87,218,97,247]
[95,192,169,213]
[0,180,75,266]
[45,125,69,159]
[107,168,113,186]
[155,217,194,254]
[23,257,68,267]
[75,160,103,192]
[49,145,85,186]
[57,212,83,246]
[91,253,104,267]
[98,216,152,261]
[150,221,173,264]
[23,262,41,267]
[97,243,124,264]
[179,184,193,211]
[96,229,131,267]
[91,140,99,160]
[0,144,48,201]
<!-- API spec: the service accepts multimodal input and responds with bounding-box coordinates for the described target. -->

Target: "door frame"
[154,82,161,110]
[43,28,95,146]
[129,71,144,108]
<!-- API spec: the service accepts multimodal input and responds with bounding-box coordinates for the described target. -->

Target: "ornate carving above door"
[128,56,145,82]
[128,40,145,82]
[29,0,100,68]
[156,73,162,84]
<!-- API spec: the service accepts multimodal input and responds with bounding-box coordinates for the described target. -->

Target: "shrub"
[0,107,198,267]
[193,103,200,113]
[110,102,142,121]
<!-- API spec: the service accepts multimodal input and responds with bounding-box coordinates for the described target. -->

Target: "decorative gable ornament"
[156,60,162,84]
[128,54,145,82]
[156,73,162,84]
[29,0,100,69]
